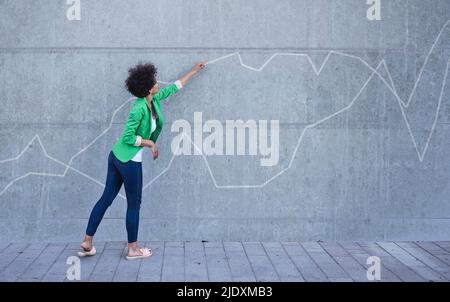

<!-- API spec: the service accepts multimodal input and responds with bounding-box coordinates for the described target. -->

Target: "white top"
[130,114,157,162]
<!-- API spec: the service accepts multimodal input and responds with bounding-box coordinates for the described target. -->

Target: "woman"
[78,61,206,260]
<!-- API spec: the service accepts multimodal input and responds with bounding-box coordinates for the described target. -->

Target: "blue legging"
[86,150,142,243]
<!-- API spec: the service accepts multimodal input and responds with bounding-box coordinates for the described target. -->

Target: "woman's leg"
[84,151,124,247]
[118,160,143,255]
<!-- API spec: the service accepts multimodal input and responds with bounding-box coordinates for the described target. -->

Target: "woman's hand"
[148,140,159,160]
[192,61,207,73]
[179,61,207,87]
[142,139,159,160]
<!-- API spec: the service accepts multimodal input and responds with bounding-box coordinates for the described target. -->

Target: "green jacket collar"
[136,97,151,109]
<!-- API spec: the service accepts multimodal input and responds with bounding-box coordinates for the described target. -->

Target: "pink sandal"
[77,246,97,257]
[126,247,152,260]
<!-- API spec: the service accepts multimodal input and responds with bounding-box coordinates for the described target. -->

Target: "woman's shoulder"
[125,99,146,119]
[131,98,147,110]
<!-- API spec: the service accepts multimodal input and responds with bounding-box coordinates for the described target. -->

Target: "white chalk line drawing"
[1,21,449,194]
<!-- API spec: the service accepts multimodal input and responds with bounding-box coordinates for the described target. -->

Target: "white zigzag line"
[1,21,449,194]
[148,59,450,190]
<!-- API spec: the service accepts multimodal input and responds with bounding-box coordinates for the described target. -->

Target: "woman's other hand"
[149,141,159,160]
[179,61,207,87]
[142,139,159,160]
[192,61,207,73]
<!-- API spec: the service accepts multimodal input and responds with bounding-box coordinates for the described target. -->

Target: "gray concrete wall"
[1,0,450,242]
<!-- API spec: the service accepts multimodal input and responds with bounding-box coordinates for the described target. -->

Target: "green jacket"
[112,82,181,163]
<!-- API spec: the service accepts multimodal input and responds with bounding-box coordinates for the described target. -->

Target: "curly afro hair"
[125,62,158,98]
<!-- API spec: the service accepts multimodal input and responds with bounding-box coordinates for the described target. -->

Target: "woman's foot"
[80,235,93,251]
[127,242,152,260]
[78,235,96,257]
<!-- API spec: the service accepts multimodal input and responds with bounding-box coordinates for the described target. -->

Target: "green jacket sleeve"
[121,105,144,145]
[153,83,180,102]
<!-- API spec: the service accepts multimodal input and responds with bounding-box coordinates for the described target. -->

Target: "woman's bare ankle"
[127,242,142,255]
[81,235,93,251]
